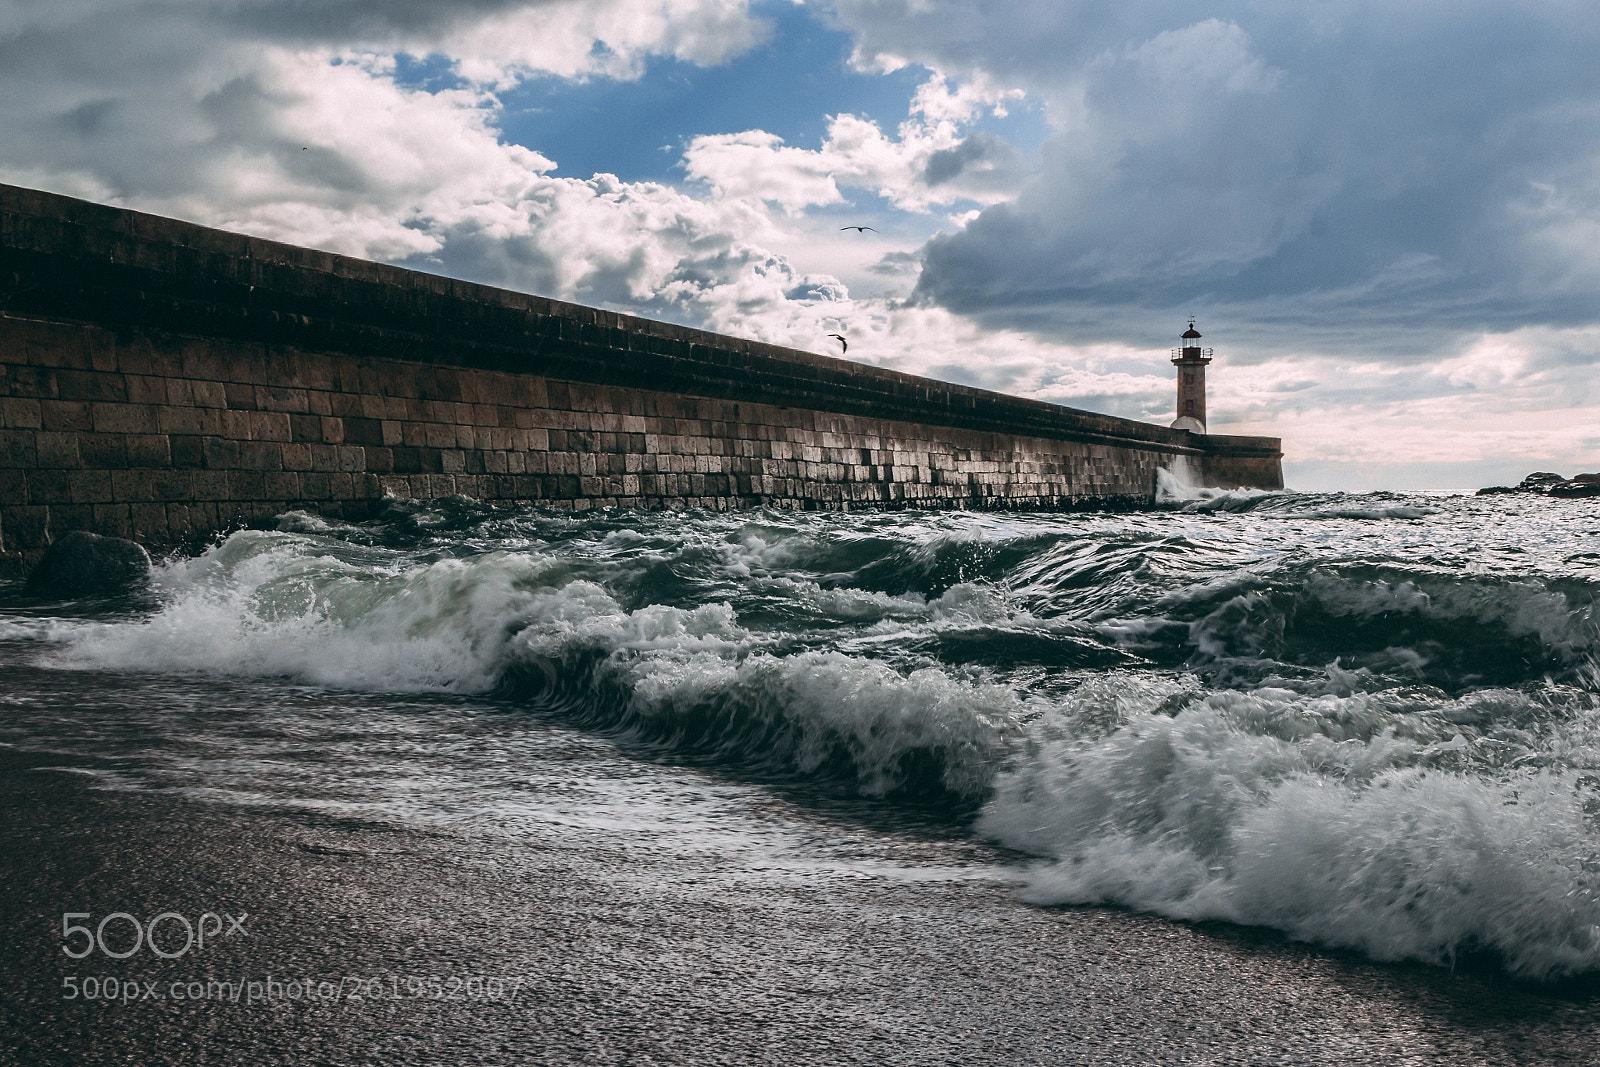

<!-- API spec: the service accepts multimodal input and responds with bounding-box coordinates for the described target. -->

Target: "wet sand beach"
[4,743,1597,1066]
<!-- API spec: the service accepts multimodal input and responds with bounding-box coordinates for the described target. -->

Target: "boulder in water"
[26,530,152,597]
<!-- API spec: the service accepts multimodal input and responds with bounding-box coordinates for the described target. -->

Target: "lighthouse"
[1170,320,1212,433]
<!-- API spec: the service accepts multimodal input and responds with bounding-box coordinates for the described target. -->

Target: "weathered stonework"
[0,184,1282,579]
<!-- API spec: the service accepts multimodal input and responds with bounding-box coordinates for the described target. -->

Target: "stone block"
[250,412,291,442]
[120,434,169,467]
[139,470,194,503]
[178,342,227,383]
[305,444,338,472]
[0,467,25,505]
[125,375,167,404]
[39,400,91,432]
[158,405,222,436]
[34,431,81,468]
[192,380,227,408]
[202,437,240,469]
[223,382,258,410]
[289,413,322,442]
[53,369,127,404]
[165,503,194,539]
[90,504,133,539]
[191,471,230,501]
[92,403,158,435]
[217,409,253,441]
[256,385,309,413]
[111,336,153,376]
[2,505,48,550]
[26,469,72,503]
[129,502,170,542]
[379,475,412,498]
[68,470,114,503]
[1,397,42,429]
[342,416,384,446]
[239,442,283,471]
[228,471,268,501]
[264,473,301,499]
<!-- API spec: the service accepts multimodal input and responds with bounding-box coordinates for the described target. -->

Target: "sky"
[2,1,1598,491]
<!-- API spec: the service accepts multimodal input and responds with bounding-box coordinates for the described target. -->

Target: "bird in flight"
[839,226,877,233]
[828,334,848,353]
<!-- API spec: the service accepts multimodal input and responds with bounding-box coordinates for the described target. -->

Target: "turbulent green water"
[4,483,1600,979]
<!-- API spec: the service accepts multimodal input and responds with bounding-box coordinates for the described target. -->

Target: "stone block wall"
[0,184,1282,579]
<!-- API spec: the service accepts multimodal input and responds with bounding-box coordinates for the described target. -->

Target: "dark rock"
[1519,472,1567,492]
[1549,481,1600,499]
[1572,473,1600,484]
[26,530,152,597]
[1475,486,1518,495]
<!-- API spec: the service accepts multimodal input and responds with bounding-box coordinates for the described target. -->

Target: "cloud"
[5,0,1597,490]
[824,2,1600,351]
[680,72,1029,214]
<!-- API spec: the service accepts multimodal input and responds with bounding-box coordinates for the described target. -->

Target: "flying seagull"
[839,225,877,233]
[828,333,848,353]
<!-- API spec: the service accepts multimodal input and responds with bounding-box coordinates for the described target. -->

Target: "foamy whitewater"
[7,486,1600,980]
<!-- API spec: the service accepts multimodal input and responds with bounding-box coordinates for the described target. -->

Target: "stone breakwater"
[1478,472,1600,499]
[0,183,1282,579]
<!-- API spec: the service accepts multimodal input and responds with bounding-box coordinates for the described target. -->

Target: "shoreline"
[4,746,1597,1065]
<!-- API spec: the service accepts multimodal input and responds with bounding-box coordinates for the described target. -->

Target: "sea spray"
[977,675,1600,980]
[19,490,1600,977]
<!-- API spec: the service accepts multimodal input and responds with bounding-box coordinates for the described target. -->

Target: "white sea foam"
[53,531,569,692]
[499,580,1022,797]
[978,677,1600,979]
[33,509,1600,977]
[1303,505,1440,520]
[1155,467,1280,512]
[51,530,1023,798]
[0,617,57,641]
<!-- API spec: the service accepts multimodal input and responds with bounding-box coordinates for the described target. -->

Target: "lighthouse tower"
[1170,320,1212,433]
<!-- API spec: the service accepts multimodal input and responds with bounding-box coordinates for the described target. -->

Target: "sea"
[4,477,1600,1062]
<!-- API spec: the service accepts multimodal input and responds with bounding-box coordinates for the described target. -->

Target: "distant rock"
[1550,479,1600,498]
[26,530,152,597]
[1477,472,1600,498]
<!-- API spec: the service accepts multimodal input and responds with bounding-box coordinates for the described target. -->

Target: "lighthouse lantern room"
[1170,320,1213,433]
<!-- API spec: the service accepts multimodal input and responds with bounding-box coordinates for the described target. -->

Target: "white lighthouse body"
[1170,321,1212,433]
